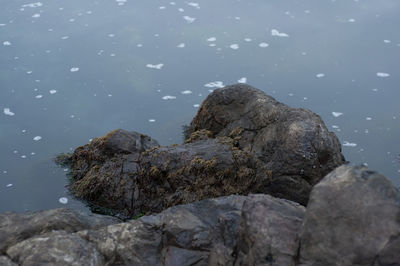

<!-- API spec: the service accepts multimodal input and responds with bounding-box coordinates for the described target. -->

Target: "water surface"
[1,0,399,213]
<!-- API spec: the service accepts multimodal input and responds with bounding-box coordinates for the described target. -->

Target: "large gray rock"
[6,231,103,266]
[0,256,16,266]
[65,84,344,217]
[299,165,400,266]
[0,208,120,254]
[187,84,345,204]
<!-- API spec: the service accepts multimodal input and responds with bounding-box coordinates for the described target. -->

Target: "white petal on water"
[108,33,115,37]
[32,13,41,18]
[3,108,15,116]
[204,81,224,88]
[148,119,156,122]
[116,0,127,5]
[259,42,269,48]
[193,104,200,108]
[178,8,184,12]
[146,63,164,70]
[376,72,390,77]
[209,43,216,47]
[238,77,247,83]
[342,141,357,147]
[159,6,166,10]
[61,36,69,40]
[162,95,176,100]
[271,29,289,37]
[21,155,27,158]
[3,41,11,46]
[49,89,57,94]
[33,136,42,141]
[366,117,372,120]
[59,197,68,204]
[70,67,80,72]
[332,112,343,117]
[35,95,43,99]
[207,37,216,42]
[183,16,196,23]
[383,40,391,43]
[316,73,325,78]
[348,18,356,22]
[230,44,239,50]
[244,38,252,42]
[332,125,339,129]
[177,43,185,48]
[6,184,13,187]
[181,90,192,94]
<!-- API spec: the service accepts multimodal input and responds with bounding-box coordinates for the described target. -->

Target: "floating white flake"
[148,119,156,122]
[177,43,185,48]
[259,42,269,48]
[6,184,13,187]
[332,112,343,117]
[59,197,68,204]
[32,13,41,18]
[181,90,192,94]
[116,0,127,6]
[61,36,69,40]
[162,95,176,100]
[183,16,196,23]
[207,37,216,42]
[342,141,357,147]
[383,40,391,43]
[3,41,11,46]
[70,67,79,72]
[230,44,239,50]
[204,81,224,88]
[271,29,289,37]
[187,2,200,8]
[348,18,356,22]
[238,77,247,83]
[193,104,200,108]
[146,63,164,70]
[366,117,372,120]
[33,136,42,141]
[22,2,43,8]
[35,95,43,99]
[49,89,57,94]
[316,73,325,78]
[3,108,15,116]
[376,72,390,77]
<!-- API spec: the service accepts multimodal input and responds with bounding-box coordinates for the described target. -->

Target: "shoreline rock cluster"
[64,84,344,217]
[1,84,398,265]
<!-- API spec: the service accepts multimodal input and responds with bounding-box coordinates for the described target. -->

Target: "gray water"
[1,0,399,213]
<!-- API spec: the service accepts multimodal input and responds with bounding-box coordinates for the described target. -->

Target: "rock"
[66,84,344,216]
[6,231,103,266]
[0,208,120,254]
[187,84,345,203]
[0,256,17,266]
[299,165,400,266]
[233,194,305,266]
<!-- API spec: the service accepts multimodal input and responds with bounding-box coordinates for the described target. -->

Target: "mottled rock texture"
[65,84,345,217]
[299,165,400,266]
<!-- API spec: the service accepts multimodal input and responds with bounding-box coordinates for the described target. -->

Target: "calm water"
[1,0,399,213]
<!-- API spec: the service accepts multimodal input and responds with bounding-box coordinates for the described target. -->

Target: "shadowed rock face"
[66,84,345,216]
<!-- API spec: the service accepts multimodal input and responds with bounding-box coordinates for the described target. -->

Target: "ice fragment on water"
[316,73,325,78]
[146,63,164,69]
[193,104,200,108]
[148,119,156,122]
[366,117,372,120]
[244,38,252,42]
[187,2,200,8]
[59,197,68,204]
[181,90,192,94]
[342,141,357,147]
[33,136,42,141]
[49,89,57,94]
[332,112,343,117]
[22,2,42,8]
[183,16,196,23]
[348,18,355,22]
[271,29,289,37]
[204,81,224,88]
[3,41,11,46]
[177,43,185,48]
[230,44,239,50]
[35,95,43,99]
[376,72,389,77]
[6,184,13,187]
[259,42,269,48]
[162,95,176,100]
[3,108,15,116]
[70,67,79,72]
[238,77,247,83]
[207,37,216,42]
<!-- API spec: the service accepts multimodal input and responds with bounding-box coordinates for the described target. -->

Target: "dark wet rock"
[66,84,344,216]
[0,256,16,266]
[6,231,103,266]
[299,165,400,266]
[0,208,120,254]
[187,84,345,203]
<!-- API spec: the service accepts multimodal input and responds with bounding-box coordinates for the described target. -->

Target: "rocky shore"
[1,84,399,265]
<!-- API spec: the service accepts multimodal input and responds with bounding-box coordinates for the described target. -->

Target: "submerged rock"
[66,84,345,216]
